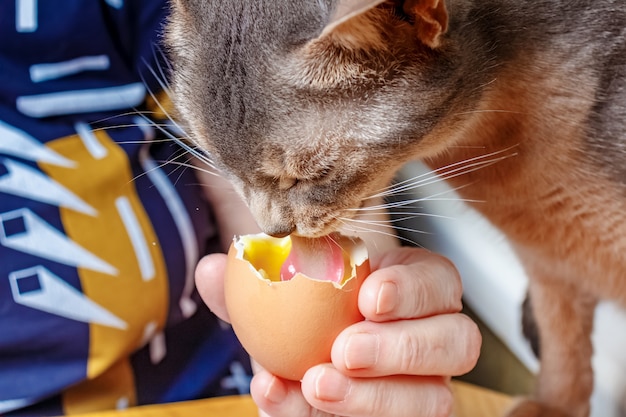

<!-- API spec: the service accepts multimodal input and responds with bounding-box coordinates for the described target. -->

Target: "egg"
[224,233,369,381]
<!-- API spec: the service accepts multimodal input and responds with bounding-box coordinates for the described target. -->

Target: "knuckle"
[409,275,432,316]
[398,329,424,373]
[309,409,332,417]
[419,383,454,417]
[370,386,393,417]
[415,257,463,315]
[433,385,454,417]
[456,315,483,374]
[436,257,463,310]
[429,252,461,283]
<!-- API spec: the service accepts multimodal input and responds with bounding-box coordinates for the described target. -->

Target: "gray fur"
[166,0,625,235]
[166,2,626,416]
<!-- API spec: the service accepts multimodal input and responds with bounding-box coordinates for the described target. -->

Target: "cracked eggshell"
[224,234,369,381]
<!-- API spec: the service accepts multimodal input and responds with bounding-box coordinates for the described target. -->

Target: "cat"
[165,1,626,416]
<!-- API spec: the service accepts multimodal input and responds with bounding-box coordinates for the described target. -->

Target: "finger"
[301,364,453,417]
[332,314,481,377]
[194,253,230,323]
[360,247,463,321]
[251,369,334,417]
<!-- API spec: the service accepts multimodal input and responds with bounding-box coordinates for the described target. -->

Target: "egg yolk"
[241,235,292,282]
[241,235,351,284]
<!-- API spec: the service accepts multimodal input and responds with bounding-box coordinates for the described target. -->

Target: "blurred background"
[391,162,626,417]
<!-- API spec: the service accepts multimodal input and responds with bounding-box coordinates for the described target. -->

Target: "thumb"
[195,253,230,323]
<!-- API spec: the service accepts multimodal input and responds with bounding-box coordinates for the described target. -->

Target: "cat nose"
[265,224,294,239]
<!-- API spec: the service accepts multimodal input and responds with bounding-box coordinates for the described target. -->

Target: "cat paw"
[504,399,572,417]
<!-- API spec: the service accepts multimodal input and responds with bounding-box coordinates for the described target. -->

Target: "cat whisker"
[369,146,518,199]
[365,194,485,211]
[141,55,174,100]
[139,64,185,134]
[142,89,221,174]
[91,122,173,136]
[128,144,191,185]
[453,108,524,116]
[137,77,219,172]
[165,159,223,178]
[469,77,498,94]
[337,217,424,247]
[150,43,174,91]
[359,183,484,213]
[89,110,157,125]
[346,211,453,224]
[368,148,501,197]
[418,146,518,188]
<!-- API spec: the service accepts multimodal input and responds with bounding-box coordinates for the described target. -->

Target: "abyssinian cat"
[165,1,626,416]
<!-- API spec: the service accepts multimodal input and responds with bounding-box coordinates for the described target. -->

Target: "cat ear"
[320,0,387,37]
[403,0,448,48]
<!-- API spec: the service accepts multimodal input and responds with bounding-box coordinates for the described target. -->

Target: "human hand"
[195,246,482,417]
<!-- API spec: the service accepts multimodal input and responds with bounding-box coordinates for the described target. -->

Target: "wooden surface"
[452,381,514,417]
[75,381,514,417]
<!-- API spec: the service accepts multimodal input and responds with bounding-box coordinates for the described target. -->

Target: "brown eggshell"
[224,234,369,381]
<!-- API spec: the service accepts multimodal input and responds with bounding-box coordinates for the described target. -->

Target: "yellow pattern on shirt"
[38,130,169,414]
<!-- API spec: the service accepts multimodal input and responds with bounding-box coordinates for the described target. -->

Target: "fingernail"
[315,367,351,402]
[344,332,379,370]
[263,375,287,404]
[376,281,398,315]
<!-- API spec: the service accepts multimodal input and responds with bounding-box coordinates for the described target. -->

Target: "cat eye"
[278,177,299,190]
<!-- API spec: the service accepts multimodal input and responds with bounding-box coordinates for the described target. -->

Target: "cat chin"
[291,226,342,239]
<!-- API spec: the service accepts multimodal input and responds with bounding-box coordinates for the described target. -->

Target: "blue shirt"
[0,1,251,415]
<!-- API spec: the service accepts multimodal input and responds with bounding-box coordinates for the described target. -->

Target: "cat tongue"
[280,235,345,283]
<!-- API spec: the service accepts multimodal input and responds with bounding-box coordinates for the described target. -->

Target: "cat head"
[166,0,471,237]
